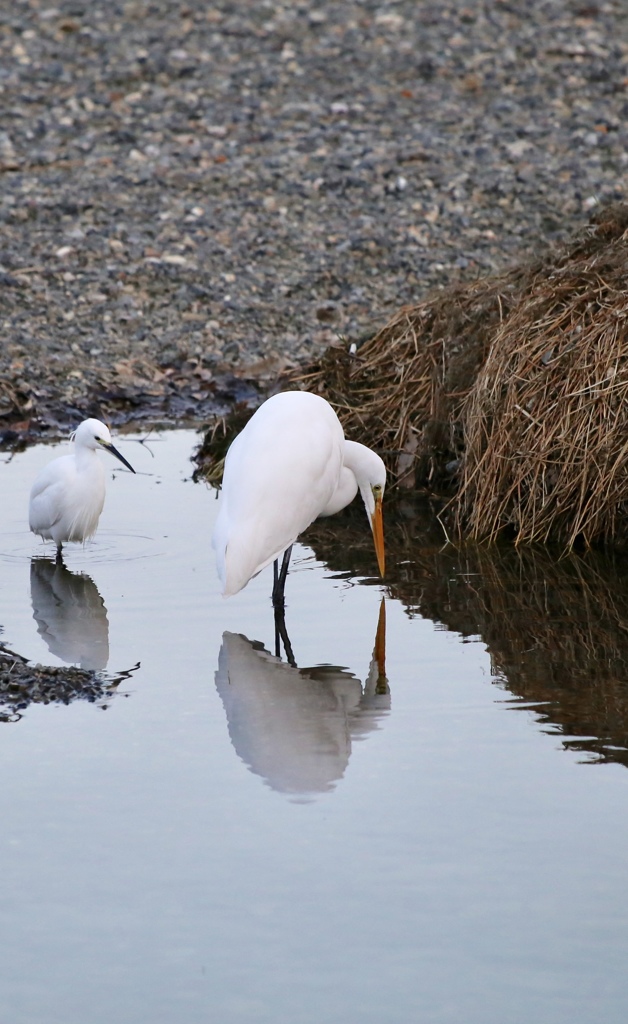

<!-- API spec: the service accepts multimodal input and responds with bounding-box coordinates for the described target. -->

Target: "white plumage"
[29,418,135,560]
[212,391,386,599]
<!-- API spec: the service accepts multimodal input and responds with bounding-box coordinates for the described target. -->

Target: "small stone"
[374,13,404,29]
[315,303,338,323]
[162,254,188,266]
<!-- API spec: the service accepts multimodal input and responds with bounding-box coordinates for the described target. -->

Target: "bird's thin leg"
[274,602,296,668]
[278,545,292,590]
[271,545,293,609]
[273,557,282,657]
[273,563,281,659]
[272,558,280,651]
[55,544,64,565]
[274,620,281,660]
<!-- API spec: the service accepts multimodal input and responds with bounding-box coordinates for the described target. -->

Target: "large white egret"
[212,391,386,605]
[29,418,136,562]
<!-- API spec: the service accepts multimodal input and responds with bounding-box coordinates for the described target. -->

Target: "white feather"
[212,392,386,597]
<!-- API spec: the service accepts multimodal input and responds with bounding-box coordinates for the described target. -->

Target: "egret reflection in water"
[30,557,109,671]
[215,600,389,799]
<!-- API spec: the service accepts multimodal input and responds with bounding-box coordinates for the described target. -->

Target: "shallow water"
[0,429,627,1024]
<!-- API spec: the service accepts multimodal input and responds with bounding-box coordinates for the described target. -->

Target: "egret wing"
[213,393,345,596]
[28,460,70,534]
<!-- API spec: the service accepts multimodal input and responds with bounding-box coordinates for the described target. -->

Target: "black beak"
[103,442,136,474]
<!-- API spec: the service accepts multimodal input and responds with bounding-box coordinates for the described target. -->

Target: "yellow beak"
[370,495,385,577]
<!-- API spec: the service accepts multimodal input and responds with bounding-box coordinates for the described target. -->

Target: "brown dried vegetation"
[293,204,628,549]
[195,206,628,549]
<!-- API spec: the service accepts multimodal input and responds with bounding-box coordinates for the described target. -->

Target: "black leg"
[55,544,64,565]
[274,625,281,659]
[273,561,281,659]
[271,545,293,609]
[274,601,297,668]
[278,544,292,591]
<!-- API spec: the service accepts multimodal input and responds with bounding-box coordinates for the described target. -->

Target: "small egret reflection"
[30,557,109,672]
[29,418,136,562]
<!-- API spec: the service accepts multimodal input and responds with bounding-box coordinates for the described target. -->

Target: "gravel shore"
[1,0,627,439]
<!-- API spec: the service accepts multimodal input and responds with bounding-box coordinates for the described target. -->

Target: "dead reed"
[458,204,628,546]
[295,203,628,548]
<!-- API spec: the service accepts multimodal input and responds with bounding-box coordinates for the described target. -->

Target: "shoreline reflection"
[306,499,628,768]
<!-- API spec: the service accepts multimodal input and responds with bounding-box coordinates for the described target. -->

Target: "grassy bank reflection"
[306,498,628,767]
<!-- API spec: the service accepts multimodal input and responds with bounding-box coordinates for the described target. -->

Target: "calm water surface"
[0,429,626,1024]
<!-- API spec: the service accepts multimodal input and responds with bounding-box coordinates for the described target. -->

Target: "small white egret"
[212,391,386,605]
[29,418,136,561]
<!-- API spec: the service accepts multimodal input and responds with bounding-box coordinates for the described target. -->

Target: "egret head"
[73,419,136,473]
[366,476,386,579]
[352,448,386,579]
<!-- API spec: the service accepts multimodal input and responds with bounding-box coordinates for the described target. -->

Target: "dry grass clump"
[458,205,628,546]
[296,271,525,491]
[296,203,628,548]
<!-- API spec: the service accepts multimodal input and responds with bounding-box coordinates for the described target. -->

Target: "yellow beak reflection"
[374,597,387,685]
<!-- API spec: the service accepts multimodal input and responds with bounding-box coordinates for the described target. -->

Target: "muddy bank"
[1,0,627,443]
[0,636,127,720]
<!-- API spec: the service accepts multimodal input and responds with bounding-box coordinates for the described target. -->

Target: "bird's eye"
[373,484,382,496]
